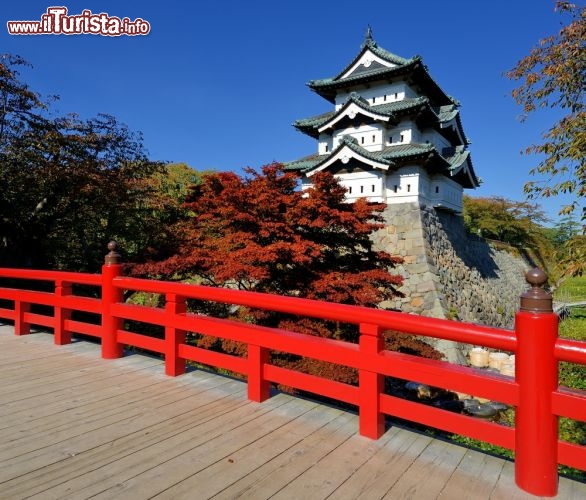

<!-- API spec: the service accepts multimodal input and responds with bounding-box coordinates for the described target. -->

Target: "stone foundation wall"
[372,203,531,362]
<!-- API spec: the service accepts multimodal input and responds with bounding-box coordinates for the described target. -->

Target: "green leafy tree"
[128,162,214,263]
[463,195,549,246]
[506,1,585,221]
[550,214,582,246]
[0,54,165,271]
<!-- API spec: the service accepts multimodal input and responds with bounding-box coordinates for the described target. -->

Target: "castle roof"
[294,95,426,138]
[284,137,479,188]
[287,31,479,192]
[307,36,456,106]
[294,94,469,144]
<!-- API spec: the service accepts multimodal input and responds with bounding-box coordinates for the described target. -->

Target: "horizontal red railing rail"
[0,247,584,497]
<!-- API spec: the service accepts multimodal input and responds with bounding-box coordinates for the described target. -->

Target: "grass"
[555,276,586,303]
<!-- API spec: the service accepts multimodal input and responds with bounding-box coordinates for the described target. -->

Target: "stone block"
[403,255,417,265]
[417,281,437,293]
[410,296,424,308]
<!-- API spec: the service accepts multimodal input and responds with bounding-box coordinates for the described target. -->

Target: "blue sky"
[2,1,579,222]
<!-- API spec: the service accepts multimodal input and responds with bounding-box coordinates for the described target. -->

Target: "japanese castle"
[286,30,479,212]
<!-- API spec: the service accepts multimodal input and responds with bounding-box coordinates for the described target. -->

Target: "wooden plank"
[0,351,158,398]
[490,460,586,500]
[267,426,423,499]
[326,426,434,500]
[0,355,165,416]
[1,326,585,500]
[0,375,210,448]
[0,360,172,427]
[72,397,318,499]
[0,371,249,485]
[436,449,505,498]
[158,404,352,499]
[0,377,249,498]
[208,410,360,500]
[21,395,300,499]
[381,437,468,498]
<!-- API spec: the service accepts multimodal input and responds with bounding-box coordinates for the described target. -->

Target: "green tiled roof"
[378,142,436,160]
[436,105,458,122]
[285,140,438,174]
[307,37,455,106]
[284,140,478,188]
[338,136,396,165]
[294,96,430,138]
[294,95,468,143]
[283,153,322,172]
[330,38,415,83]
[442,146,479,186]
[293,110,336,134]
[308,62,417,91]
[365,39,413,67]
[432,105,469,145]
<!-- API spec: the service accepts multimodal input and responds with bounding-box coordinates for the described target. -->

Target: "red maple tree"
[133,163,406,381]
[137,163,402,307]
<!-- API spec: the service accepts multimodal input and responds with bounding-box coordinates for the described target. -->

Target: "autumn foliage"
[136,163,403,308]
[132,164,405,382]
[506,1,585,220]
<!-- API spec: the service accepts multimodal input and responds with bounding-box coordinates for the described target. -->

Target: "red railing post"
[359,323,385,439]
[14,299,30,335]
[101,241,124,359]
[54,279,72,345]
[515,268,559,497]
[165,293,187,376]
[248,344,270,402]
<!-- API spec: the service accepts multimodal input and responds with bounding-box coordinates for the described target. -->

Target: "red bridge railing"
[0,243,584,497]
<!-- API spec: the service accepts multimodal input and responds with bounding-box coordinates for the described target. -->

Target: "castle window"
[394,92,398,99]
[372,135,376,143]
[361,136,365,144]
[407,184,411,192]
[372,184,375,192]
[384,94,387,101]
[325,144,329,152]
[399,134,404,142]
[393,185,398,193]
[360,185,364,194]
[389,136,393,143]
[372,97,376,104]
[348,186,352,194]
[435,186,439,194]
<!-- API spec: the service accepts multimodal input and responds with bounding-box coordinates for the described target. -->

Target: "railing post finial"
[520,268,552,313]
[105,240,121,265]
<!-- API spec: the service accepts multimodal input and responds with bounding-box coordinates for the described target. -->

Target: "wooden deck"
[0,325,584,500]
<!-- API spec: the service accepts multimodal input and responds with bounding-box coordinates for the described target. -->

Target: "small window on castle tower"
[372,97,376,104]
[399,134,404,142]
[407,184,411,192]
[435,186,439,194]
[384,94,387,101]
[361,136,365,144]
[360,186,364,193]
[372,135,376,143]
[325,144,329,152]
[394,92,398,99]
[348,186,352,194]
[372,185,375,192]
[394,185,398,193]
[389,136,393,143]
